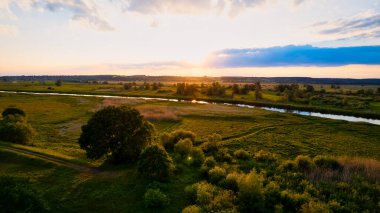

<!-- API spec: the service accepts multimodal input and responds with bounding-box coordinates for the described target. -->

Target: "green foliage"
[202,133,222,153]
[0,176,48,212]
[161,130,196,150]
[189,147,205,166]
[0,114,35,144]
[300,200,330,213]
[254,150,278,163]
[278,160,298,172]
[2,107,26,117]
[78,106,154,163]
[138,144,174,181]
[55,79,62,86]
[313,156,341,170]
[208,166,226,184]
[174,138,193,158]
[234,149,250,160]
[237,170,265,212]
[224,172,242,192]
[295,155,315,171]
[144,188,169,208]
[182,205,201,213]
[185,181,237,212]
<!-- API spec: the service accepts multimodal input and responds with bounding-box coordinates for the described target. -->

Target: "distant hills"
[1,75,380,85]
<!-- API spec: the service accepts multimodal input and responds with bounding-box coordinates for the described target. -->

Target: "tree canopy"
[78,106,154,163]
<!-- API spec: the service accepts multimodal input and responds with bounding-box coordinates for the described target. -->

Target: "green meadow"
[1,91,379,212]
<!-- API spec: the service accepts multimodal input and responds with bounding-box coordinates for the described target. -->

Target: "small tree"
[144,188,170,208]
[78,106,154,163]
[138,144,174,181]
[55,79,62,86]
[174,138,193,157]
[254,82,263,100]
[0,108,35,144]
[2,107,25,117]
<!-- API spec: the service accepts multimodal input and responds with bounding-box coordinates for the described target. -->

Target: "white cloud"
[121,0,265,16]
[1,0,114,32]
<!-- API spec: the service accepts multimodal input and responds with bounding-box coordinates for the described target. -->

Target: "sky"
[0,0,379,78]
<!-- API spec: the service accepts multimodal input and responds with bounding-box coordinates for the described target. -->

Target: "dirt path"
[0,145,100,174]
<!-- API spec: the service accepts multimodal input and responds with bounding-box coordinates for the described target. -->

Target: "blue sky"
[0,0,379,77]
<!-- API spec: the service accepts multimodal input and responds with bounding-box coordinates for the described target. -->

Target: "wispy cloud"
[205,45,380,67]
[121,0,265,17]
[2,0,114,32]
[313,12,380,40]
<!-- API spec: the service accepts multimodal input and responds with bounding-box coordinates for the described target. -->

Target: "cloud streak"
[206,45,380,67]
[314,12,380,40]
[122,0,265,16]
[2,0,114,31]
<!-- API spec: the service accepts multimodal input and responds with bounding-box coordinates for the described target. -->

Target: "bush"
[237,170,265,212]
[2,107,26,117]
[78,106,154,163]
[215,148,233,163]
[182,205,201,213]
[204,156,217,168]
[300,200,330,213]
[234,149,250,160]
[280,190,310,212]
[174,138,193,157]
[144,188,169,208]
[161,130,196,150]
[0,114,35,144]
[189,147,205,166]
[138,144,174,181]
[202,133,222,153]
[254,150,277,163]
[313,156,341,170]
[278,160,298,172]
[208,166,226,184]
[224,172,242,192]
[295,155,315,171]
[0,176,48,212]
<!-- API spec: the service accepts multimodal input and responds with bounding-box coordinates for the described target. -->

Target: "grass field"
[1,92,380,212]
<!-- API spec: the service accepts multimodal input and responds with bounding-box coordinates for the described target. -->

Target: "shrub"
[295,155,315,171]
[144,188,169,208]
[237,170,265,212]
[300,200,330,213]
[185,181,238,212]
[215,148,233,163]
[78,106,154,163]
[189,147,205,166]
[280,190,310,212]
[208,166,226,184]
[313,156,341,170]
[2,107,26,117]
[278,160,298,172]
[182,205,201,213]
[161,130,196,150]
[254,150,277,163]
[203,156,217,168]
[202,133,222,153]
[193,181,217,206]
[0,176,48,212]
[224,172,242,192]
[234,149,250,160]
[138,144,174,181]
[174,138,193,157]
[0,114,35,144]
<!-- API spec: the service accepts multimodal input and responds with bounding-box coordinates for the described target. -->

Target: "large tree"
[78,106,154,163]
